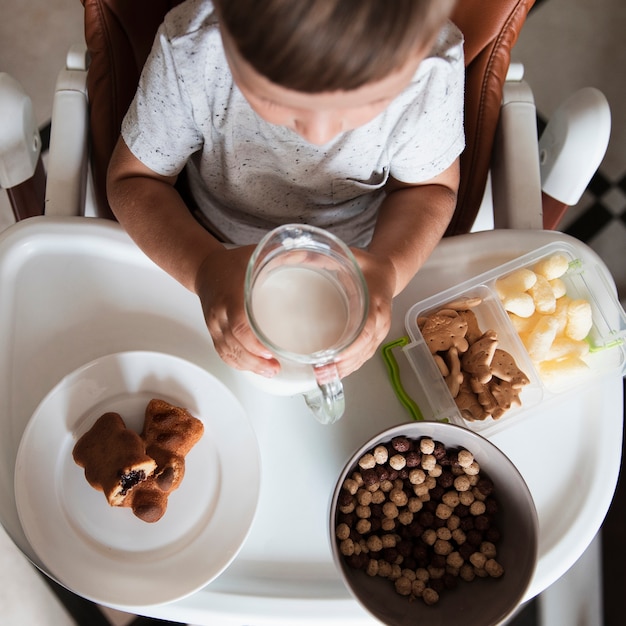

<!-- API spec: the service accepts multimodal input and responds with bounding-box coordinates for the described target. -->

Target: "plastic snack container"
[395,242,626,437]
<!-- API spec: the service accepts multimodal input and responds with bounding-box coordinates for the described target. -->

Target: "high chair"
[0,1,620,625]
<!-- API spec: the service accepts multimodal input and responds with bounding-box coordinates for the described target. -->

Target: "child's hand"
[334,248,397,379]
[195,246,280,377]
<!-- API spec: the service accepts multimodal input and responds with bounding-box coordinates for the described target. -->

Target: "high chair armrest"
[44,44,89,217]
[490,63,543,230]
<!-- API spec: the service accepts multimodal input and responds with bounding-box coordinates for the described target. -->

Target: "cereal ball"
[369,445,387,465]
[436,527,452,541]
[422,528,437,546]
[358,453,376,469]
[412,579,426,597]
[390,488,409,507]
[357,489,373,506]
[432,440,447,461]
[377,559,393,578]
[366,535,384,552]
[422,587,440,606]
[464,461,481,476]
[355,505,371,519]
[415,567,430,582]
[380,479,393,493]
[405,451,421,467]
[454,475,471,492]
[409,468,426,485]
[457,449,474,468]
[389,564,402,581]
[366,558,379,577]
[336,523,350,540]
[446,551,464,569]
[420,438,435,454]
[459,563,475,582]
[355,519,371,535]
[381,518,396,532]
[394,576,412,596]
[340,538,355,556]
[434,539,453,556]
[342,478,359,495]
[458,490,475,506]
[361,468,379,490]
[480,541,497,559]
[485,559,504,578]
[371,489,386,505]
[452,528,467,545]
[389,454,407,471]
[469,551,487,569]
[391,436,412,453]
[383,501,399,519]
[398,510,414,526]
[469,500,486,516]
[446,514,461,531]
[421,454,436,471]
[407,497,423,514]
[441,491,459,509]
[401,568,417,582]
[435,503,453,520]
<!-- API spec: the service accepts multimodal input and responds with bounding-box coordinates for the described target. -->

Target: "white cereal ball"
[533,253,570,280]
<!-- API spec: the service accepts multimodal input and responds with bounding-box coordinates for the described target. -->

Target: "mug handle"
[303,363,345,424]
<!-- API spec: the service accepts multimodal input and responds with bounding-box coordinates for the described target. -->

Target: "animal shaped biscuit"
[141,399,204,493]
[72,412,157,507]
[73,399,204,523]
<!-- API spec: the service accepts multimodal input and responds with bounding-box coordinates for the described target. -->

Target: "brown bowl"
[329,422,538,626]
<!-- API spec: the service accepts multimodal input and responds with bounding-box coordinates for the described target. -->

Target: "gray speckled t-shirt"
[121,0,465,246]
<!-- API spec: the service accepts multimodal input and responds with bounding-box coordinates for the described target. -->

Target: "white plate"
[14,351,260,608]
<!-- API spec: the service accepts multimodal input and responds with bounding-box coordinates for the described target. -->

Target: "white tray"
[0,217,622,624]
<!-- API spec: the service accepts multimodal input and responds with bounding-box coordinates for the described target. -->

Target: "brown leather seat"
[80,0,536,232]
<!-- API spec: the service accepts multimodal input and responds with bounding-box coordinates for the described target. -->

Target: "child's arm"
[337,158,460,378]
[107,138,280,376]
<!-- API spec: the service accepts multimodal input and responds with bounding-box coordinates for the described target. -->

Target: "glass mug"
[244,224,368,424]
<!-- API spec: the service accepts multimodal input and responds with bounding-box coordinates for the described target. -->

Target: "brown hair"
[213,0,457,93]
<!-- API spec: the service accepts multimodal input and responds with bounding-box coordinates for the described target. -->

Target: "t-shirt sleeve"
[121,24,204,177]
[389,24,466,184]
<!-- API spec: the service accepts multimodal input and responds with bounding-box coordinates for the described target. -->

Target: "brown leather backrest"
[81,0,184,217]
[81,0,535,232]
[448,0,535,234]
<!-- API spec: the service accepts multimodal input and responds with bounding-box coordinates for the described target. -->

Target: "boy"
[107,0,464,380]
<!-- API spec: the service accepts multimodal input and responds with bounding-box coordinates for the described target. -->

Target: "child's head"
[214,0,457,93]
[215,0,458,145]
